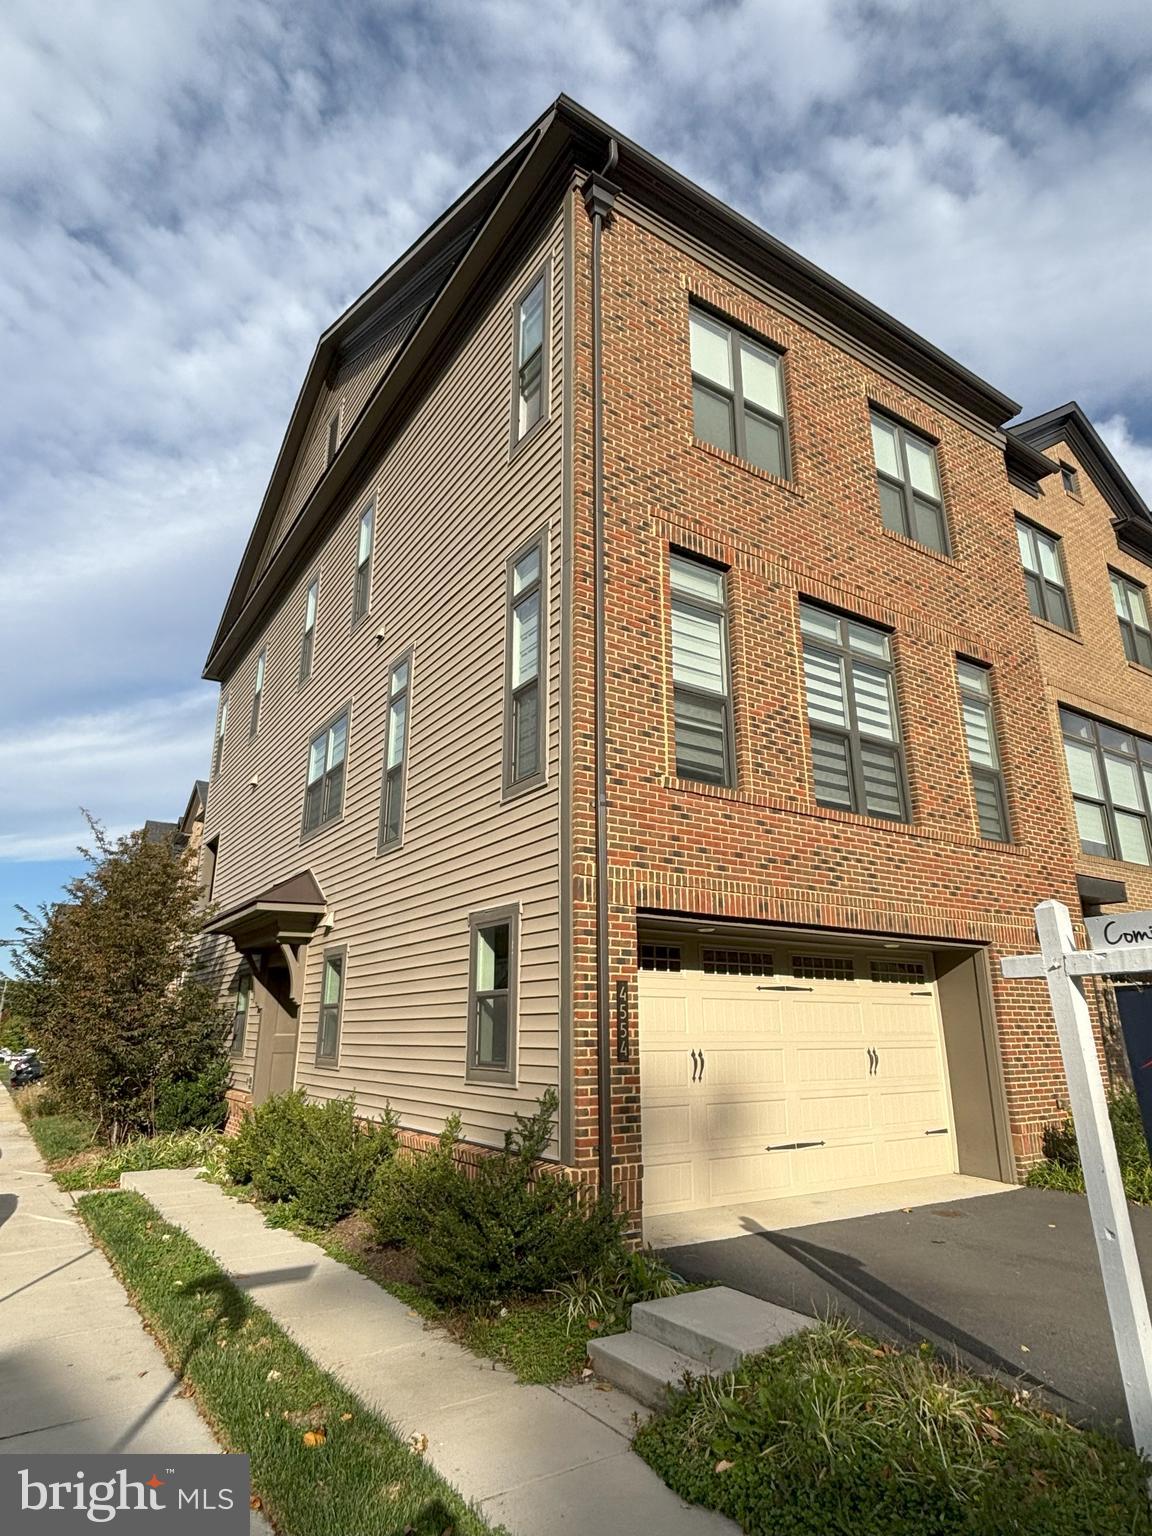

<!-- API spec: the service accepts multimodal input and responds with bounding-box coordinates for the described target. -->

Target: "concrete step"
[631,1286,811,1372]
[587,1331,710,1410]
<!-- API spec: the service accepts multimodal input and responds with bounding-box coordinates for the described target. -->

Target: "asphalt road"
[663,1187,1152,1439]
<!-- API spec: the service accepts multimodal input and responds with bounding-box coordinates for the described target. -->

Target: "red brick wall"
[566,189,1091,1208]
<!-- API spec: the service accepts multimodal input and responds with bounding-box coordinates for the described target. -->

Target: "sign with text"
[1086,912,1152,951]
[0,1455,249,1534]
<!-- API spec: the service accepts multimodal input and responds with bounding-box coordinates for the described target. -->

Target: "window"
[353,502,374,623]
[1061,707,1152,865]
[800,602,908,820]
[792,954,855,981]
[513,272,546,441]
[378,652,411,851]
[300,578,319,682]
[316,947,345,1064]
[870,413,947,552]
[870,959,927,984]
[326,408,341,467]
[702,948,773,976]
[230,970,251,1057]
[1016,519,1072,630]
[201,835,219,901]
[690,308,788,477]
[213,695,228,775]
[669,553,734,786]
[250,649,266,737]
[1111,571,1152,668]
[505,536,546,789]
[302,710,348,835]
[1060,462,1081,496]
[639,943,682,972]
[467,908,518,1084]
[956,660,1010,842]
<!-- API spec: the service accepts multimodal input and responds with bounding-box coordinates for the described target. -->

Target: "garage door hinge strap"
[766,1140,825,1151]
[925,1128,949,1135]
[757,984,814,992]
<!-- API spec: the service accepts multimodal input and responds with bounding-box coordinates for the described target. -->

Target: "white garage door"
[639,939,955,1215]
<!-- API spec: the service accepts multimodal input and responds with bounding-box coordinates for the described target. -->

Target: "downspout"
[582,141,620,1199]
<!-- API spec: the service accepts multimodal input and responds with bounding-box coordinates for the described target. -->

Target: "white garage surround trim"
[638,937,958,1220]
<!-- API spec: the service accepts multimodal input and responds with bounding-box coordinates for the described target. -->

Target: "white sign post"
[1002,900,1152,1460]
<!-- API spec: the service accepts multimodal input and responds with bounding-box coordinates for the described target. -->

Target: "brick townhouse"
[195,96,1152,1238]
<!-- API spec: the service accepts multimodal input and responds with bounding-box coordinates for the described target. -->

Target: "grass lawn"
[635,1319,1152,1536]
[26,1110,98,1164]
[79,1191,497,1536]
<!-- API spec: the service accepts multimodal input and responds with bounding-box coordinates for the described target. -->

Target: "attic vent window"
[1060,462,1081,497]
[326,408,341,466]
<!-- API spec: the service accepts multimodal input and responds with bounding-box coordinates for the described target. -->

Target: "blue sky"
[2,0,1151,949]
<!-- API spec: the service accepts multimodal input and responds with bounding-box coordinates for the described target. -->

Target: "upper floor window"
[316,947,345,1065]
[201,835,219,901]
[302,710,348,836]
[956,660,1010,842]
[800,602,907,821]
[300,578,319,683]
[326,407,341,467]
[378,652,411,851]
[467,906,518,1086]
[230,970,251,1057]
[1111,570,1152,668]
[1061,707,1152,865]
[669,553,734,786]
[213,695,228,776]
[870,413,947,553]
[1016,518,1072,630]
[1060,461,1081,496]
[513,272,546,441]
[353,502,374,623]
[505,536,546,790]
[690,308,788,478]
[250,649,266,737]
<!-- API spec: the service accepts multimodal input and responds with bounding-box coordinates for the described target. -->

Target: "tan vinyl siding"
[202,207,566,1150]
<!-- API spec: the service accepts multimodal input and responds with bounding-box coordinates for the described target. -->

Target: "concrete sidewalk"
[0,1091,264,1511]
[123,1167,735,1536]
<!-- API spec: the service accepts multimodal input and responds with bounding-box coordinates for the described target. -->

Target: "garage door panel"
[789,1000,864,1036]
[877,1046,940,1080]
[704,1096,788,1144]
[644,1102,692,1149]
[640,1050,692,1089]
[643,995,690,1034]
[795,1091,872,1133]
[698,995,782,1035]
[644,1160,694,1209]
[708,1151,795,1201]
[879,1088,947,1129]
[796,1046,869,1083]
[877,1134,952,1178]
[865,1001,939,1038]
[794,1140,879,1188]
[705,1048,785,1086]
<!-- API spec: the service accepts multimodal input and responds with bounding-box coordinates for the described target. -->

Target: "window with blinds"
[670,553,734,786]
[799,602,908,821]
[956,660,1010,842]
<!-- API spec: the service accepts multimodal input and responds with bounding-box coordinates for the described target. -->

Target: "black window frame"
[689,305,790,479]
[1061,707,1152,867]
[869,410,949,554]
[1016,517,1073,630]
[213,694,228,776]
[249,648,266,738]
[466,905,519,1087]
[799,600,909,822]
[299,576,320,684]
[377,649,412,854]
[301,706,350,840]
[1111,569,1152,668]
[352,499,375,626]
[668,550,736,788]
[511,264,549,449]
[503,530,548,795]
[326,406,341,467]
[315,945,346,1066]
[230,968,251,1058]
[955,658,1011,843]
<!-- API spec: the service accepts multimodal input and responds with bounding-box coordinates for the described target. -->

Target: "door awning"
[204,869,328,951]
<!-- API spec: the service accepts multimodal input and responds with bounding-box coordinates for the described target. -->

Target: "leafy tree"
[14,816,228,1142]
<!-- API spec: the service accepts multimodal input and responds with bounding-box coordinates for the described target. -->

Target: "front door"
[251,957,301,1104]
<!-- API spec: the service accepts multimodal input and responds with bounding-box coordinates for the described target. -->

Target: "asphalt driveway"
[662,1186,1152,1440]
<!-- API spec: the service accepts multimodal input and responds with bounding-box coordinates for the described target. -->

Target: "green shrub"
[155,1058,230,1132]
[225,1090,397,1227]
[366,1114,462,1247]
[411,1091,625,1305]
[1027,1088,1152,1204]
[635,1319,1152,1536]
[551,1246,683,1334]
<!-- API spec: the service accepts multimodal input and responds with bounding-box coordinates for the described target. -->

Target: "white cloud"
[1096,416,1152,504]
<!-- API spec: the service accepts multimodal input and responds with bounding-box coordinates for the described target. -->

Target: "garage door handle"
[867,1047,878,1075]
[690,1049,699,1082]
[757,984,813,992]
[699,1051,705,1081]
[766,1140,825,1151]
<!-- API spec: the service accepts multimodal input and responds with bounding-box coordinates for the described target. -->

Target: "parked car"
[9,1052,43,1087]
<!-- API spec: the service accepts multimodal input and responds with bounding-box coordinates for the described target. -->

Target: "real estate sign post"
[1002,900,1152,1464]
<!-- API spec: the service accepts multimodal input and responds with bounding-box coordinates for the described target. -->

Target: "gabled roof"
[1009,402,1152,556]
[204,95,1028,682]
[142,819,178,846]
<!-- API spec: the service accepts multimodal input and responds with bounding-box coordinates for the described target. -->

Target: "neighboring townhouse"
[196,96,1144,1239]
